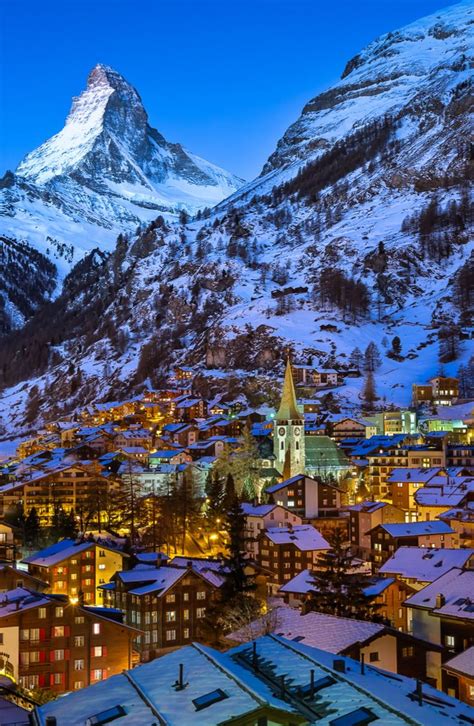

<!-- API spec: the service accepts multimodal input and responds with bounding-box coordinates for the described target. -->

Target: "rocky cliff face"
[261,0,472,178]
[1,64,243,270]
[0,2,472,439]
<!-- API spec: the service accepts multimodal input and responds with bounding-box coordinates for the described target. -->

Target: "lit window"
[74,681,84,690]
[165,611,176,622]
[92,646,103,657]
[74,635,85,647]
[445,635,455,647]
[74,659,84,671]
[93,623,101,635]
[196,591,206,600]
[52,626,64,638]
[55,607,64,618]
[91,669,104,681]
[166,630,176,641]
[38,607,47,619]
[196,607,206,618]
[165,594,175,603]
[53,649,64,661]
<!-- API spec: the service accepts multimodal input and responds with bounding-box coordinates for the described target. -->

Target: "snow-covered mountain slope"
[0,1,472,439]
[0,64,243,273]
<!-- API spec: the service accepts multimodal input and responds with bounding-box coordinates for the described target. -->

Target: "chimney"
[46,718,57,726]
[435,593,445,609]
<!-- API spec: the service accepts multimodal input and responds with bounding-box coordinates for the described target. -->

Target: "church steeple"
[276,359,300,421]
[273,359,305,479]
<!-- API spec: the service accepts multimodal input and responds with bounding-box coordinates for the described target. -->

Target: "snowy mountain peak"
[262,0,473,176]
[2,65,244,279]
[18,64,156,185]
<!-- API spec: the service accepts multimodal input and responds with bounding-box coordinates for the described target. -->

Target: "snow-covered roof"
[35,633,474,725]
[404,568,474,620]
[169,557,226,589]
[114,561,225,594]
[150,448,185,458]
[22,538,122,567]
[379,546,474,582]
[264,525,330,551]
[278,568,315,594]
[347,500,387,513]
[388,467,444,484]
[443,646,474,677]
[22,539,92,566]
[0,588,51,617]
[241,502,278,517]
[375,521,454,538]
[230,606,385,653]
[415,477,474,508]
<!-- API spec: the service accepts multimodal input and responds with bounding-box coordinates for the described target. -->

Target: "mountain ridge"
[1,63,243,266]
[0,1,472,440]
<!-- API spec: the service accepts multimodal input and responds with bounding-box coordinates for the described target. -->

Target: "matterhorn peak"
[7,63,243,267]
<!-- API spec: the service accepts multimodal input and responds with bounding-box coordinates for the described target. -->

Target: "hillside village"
[0,359,472,723]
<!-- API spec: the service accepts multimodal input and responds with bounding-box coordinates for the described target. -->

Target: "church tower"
[273,360,305,478]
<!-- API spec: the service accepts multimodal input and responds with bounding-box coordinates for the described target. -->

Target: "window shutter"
[90,647,94,659]
[49,651,55,662]
[64,625,70,637]
[39,674,47,687]
[102,646,107,658]
[49,674,55,686]
[40,628,46,641]
[39,650,46,663]
[64,649,70,661]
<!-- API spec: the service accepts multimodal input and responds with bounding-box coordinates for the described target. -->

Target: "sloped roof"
[380,547,474,582]
[264,525,330,551]
[35,634,474,725]
[404,568,474,620]
[443,646,474,677]
[375,521,454,538]
[276,360,300,421]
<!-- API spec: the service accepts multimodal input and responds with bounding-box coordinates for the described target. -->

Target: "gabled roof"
[347,500,388,513]
[443,646,474,678]
[379,547,474,582]
[36,634,474,726]
[372,521,454,538]
[264,525,330,552]
[241,502,278,517]
[388,467,444,484]
[404,568,474,619]
[22,538,124,567]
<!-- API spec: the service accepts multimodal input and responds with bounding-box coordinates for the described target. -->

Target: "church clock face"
[278,427,286,436]
[294,427,301,436]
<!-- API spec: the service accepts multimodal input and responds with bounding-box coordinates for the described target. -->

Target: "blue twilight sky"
[0,0,459,180]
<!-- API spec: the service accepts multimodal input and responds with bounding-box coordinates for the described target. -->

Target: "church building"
[273,361,350,482]
[273,360,305,478]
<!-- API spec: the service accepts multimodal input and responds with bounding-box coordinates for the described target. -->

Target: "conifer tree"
[349,347,363,371]
[362,370,377,411]
[24,508,41,549]
[391,336,402,356]
[364,342,381,372]
[305,528,380,620]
